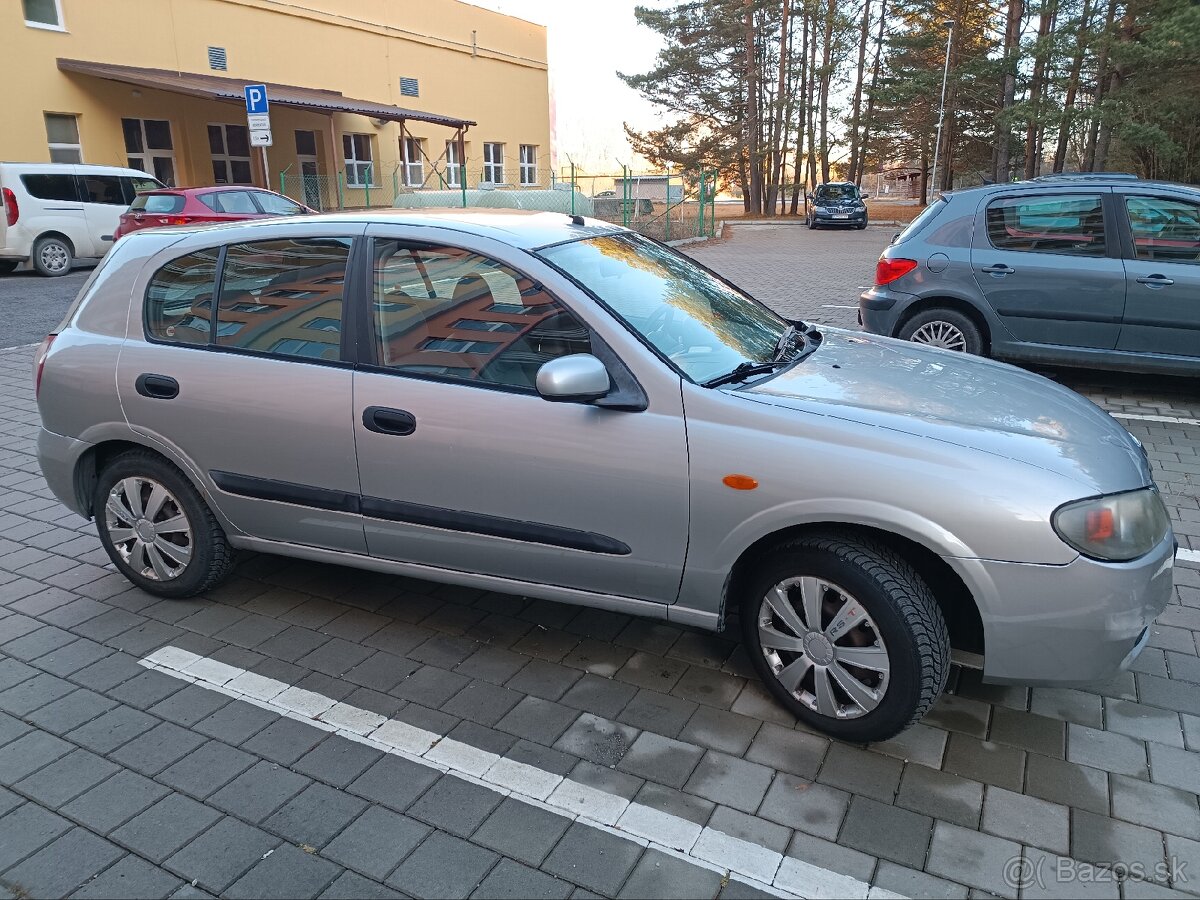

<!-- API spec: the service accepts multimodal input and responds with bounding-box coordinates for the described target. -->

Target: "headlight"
[1052,488,1170,562]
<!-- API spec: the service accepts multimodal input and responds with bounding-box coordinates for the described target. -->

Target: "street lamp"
[929,19,954,199]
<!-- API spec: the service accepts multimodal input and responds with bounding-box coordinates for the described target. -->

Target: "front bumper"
[950,533,1175,685]
[813,209,867,226]
[37,427,92,518]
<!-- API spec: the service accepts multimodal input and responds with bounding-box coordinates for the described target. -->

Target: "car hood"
[735,328,1150,493]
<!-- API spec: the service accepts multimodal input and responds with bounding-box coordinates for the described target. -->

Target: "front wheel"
[806,216,816,229]
[94,450,234,598]
[898,308,984,355]
[741,533,950,742]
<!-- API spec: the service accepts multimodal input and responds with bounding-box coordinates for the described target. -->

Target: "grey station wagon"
[860,174,1200,375]
[34,209,1175,741]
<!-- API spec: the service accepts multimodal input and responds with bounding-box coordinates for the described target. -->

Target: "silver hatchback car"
[34,210,1175,741]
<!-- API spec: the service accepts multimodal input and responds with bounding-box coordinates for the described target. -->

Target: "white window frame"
[445,141,464,188]
[483,143,505,185]
[343,133,375,187]
[44,113,82,163]
[208,123,253,185]
[23,0,65,31]
[123,118,176,185]
[519,145,537,186]
[403,137,424,187]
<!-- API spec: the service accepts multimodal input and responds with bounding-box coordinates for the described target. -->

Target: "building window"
[445,141,465,188]
[403,137,424,187]
[208,124,252,185]
[123,118,176,186]
[44,114,82,163]
[483,143,504,185]
[23,0,64,29]
[400,77,419,98]
[519,145,538,186]
[343,134,374,187]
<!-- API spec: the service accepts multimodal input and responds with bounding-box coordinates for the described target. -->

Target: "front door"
[117,229,367,553]
[1116,193,1200,358]
[971,191,1126,349]
[351,232,691,603]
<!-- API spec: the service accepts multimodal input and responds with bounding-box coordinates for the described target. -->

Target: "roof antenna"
[570,214,585,226]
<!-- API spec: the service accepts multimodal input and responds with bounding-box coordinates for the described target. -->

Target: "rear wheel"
[898,308,984,355]
[741,533,950,742]
[32,236,72,277]
[94,450,234,598]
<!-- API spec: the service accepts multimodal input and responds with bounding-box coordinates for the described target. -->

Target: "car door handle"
[1136,274,1174,287]
[134,373,179,400]
[980,264,1015,275]
[363,406,416,436]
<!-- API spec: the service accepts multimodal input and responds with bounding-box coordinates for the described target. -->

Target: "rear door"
[1114,191,1200,359]
[76,172,131,255]
[971,190,1126,349]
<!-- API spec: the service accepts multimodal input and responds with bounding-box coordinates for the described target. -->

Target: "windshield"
[537,232,789,384]
[815,184,860,202]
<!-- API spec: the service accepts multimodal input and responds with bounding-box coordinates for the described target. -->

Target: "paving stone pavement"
[0,223,1198,898]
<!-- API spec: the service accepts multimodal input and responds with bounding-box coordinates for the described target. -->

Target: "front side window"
[519,145,537,186]
[216,238,351,361]
[20,173,79,202]
[343,134,374,187]
[483,143,504,184]
[145,248,220,345]
[77,174,125,205]
[538,232,787,384]
[986,194,1107,257]
[123,118,176,186]
[372,240,590,390]
[23,0,62,28]
[208,124,252,185]
[45,113,81,163]
[1126,196,1200,264]
[403,137,424,187]
[252,191,304,216]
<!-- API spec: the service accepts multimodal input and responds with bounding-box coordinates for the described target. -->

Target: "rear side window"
[20,173,79,202]
[215,238,351,360]
[145,248,220,345]
[199,190,258,214]
[130,193,185,213]
[986,194,1106,257]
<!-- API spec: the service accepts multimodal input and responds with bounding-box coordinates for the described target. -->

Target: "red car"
[113,186,312,240]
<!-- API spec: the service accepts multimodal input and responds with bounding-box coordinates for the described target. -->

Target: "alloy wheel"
[757,576,890,720]
[104,476,193,581]
[39,242,69,273]
[909,320,967,351]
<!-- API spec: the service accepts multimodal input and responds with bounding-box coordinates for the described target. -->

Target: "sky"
[469,0,669,176]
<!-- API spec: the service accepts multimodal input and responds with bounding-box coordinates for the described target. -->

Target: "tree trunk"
[767,0,791,213]
[790,5,811,214]
[1094,4,1132,170]
[1053,0,1095,172]
[846,0,873,184]
[806,11,819,193]
[1083,0,1118,170]
[818,0,835,183]
[1024,0,1055,179]
[856,0,887,186]
[744,0,763,214]
[919,144,929,206]
[995,0,1023,182]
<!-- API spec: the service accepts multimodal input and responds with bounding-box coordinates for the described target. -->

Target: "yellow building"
[4,0,552,208]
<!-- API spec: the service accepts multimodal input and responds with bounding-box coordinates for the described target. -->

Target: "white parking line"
[1110,411,1200,427]
[1179,547,1200,566]
[820,304,861,309]
[140,647,906,900]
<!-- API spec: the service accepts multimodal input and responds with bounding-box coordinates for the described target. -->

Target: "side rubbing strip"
[359,496,631,555]
[210,471,360,514]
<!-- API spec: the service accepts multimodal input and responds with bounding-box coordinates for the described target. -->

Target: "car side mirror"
[861,193,871,200]
[536,354,611,403]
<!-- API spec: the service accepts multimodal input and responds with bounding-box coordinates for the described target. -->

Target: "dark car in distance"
[859,173,1200,375]
[113,186,311,241]
[806,182,869,229]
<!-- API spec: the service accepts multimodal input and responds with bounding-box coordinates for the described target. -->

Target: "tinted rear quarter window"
[145,248,220,345]
[892,197,945,244]
[131,194,186,213]
[20,173,79,202]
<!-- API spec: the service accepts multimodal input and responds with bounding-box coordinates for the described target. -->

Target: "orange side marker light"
[723,474,758,491]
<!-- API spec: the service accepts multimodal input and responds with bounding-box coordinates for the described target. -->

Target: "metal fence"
[278,158,721,242]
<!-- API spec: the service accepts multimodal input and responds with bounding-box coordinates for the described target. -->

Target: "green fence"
[278,160,720,242]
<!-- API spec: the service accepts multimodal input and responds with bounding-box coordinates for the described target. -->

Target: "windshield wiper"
[702,360,791,389]
[773,323,805,361]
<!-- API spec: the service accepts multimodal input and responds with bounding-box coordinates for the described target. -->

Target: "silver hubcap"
[757,577,890,720]
[39,242,69,272]
[104,477,192,581]
[910,321,967,351]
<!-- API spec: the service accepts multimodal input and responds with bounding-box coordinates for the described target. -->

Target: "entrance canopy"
[57,58,475,129]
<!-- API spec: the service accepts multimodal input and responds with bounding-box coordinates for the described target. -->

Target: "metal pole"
[570,159,576,215]
[698,171,706,237]
[260,146,270,192]
[930,21,954,199]
[458,127,468,208]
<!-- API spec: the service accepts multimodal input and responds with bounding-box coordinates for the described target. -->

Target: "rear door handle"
[980,264,1015,275]
[1136,274,1174,287]
[363,406,416,436]
[135,373,179,400]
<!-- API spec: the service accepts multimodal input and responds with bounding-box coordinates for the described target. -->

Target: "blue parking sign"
[244,84,269,114]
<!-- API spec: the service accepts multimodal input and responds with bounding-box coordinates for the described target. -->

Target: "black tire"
[94,450,234,599]
[740,532,950,742]
[0,260,17,276]
[32,235,73,277]
[897,307,985,356]
[806,216,817,229]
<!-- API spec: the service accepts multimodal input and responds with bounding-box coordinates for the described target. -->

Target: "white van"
[0,163,163,276]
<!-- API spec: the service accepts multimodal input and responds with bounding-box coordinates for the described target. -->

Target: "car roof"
[141,186,277,196]
[946,176,1200,199]
[0,162,156,178]
[130,208,625,250]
